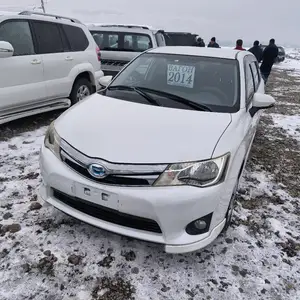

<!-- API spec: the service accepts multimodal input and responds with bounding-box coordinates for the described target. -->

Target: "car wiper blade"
[107,85,160,106]
[135,87,212,112]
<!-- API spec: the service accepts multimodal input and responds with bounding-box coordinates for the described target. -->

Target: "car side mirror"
[0,41,14,58]
[249,93,275,117]
[99,75,113,88]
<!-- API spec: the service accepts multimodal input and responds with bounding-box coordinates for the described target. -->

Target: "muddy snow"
[0,63,300,300]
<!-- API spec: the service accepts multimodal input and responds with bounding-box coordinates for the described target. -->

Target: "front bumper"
[39,146,232,253]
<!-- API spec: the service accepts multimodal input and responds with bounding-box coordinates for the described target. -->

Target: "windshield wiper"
[135,87,212,112]
[107,85,160,107]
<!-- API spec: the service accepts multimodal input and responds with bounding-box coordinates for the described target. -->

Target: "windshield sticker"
[167,64,195,88]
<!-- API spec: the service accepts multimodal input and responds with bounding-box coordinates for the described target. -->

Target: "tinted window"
[164,33,196,46]
[124,34,152,51]
[92,32,118,50]
[32,21,64,54]
[106,53,239,113]
[0,20,34,56]
[91,31,152,52]
[244,57,255,103]
[62,25,89,51]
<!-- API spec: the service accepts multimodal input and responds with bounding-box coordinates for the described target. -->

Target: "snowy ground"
[1,57,300,300]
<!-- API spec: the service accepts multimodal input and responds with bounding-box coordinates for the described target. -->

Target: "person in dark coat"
[207,37,220,48]
[234,39,246,50]
[260,38,279,84]
[193,36,205,47]
[248,40,263,62]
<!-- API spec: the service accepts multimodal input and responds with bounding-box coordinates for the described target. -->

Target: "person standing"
[260,38,279,83]
[207,37,220,48]
[193,36,205,47]
[248,40,263,62]
[234,39,246,50]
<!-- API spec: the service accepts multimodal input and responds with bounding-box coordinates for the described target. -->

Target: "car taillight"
[96,46,101,61]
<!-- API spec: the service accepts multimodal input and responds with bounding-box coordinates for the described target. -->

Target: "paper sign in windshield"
[167,64,195,88]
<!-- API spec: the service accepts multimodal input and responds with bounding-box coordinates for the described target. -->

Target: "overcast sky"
[0,0,298,46]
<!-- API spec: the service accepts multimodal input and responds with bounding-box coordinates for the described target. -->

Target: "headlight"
[44,122,61,159]
[153,153,230,187]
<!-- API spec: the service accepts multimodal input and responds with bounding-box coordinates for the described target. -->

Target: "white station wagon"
[39,47,275,253]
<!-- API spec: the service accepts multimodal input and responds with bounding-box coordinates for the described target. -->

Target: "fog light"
[194,220,207,230]
[186,213,213,235]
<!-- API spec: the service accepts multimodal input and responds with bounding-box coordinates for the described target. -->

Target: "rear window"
[91,31,152,52]
[62,25,89,51]
[164,33,196,46]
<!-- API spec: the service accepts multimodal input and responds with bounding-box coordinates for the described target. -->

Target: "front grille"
[101,59,128,67]
[53,189,162,234]
[64,158,151,186]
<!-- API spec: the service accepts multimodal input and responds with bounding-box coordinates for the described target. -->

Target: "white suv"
[88,24,166,77]
[0,11,104,124]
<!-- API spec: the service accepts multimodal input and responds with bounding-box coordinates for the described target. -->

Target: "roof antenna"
[41,0,46,13]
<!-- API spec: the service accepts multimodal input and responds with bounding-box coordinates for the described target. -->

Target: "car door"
[0,19,46,112]
[31,20,74,99]
[61,24,90,70]
[243,55,262,155]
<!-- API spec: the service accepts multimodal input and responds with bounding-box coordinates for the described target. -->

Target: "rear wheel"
[222,181,239,233]
[70,78,92,105]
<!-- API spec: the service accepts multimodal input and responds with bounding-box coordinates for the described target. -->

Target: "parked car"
[39,47,275,253]
[0,11,103,124]
[88,24,166,77]
[164,31,198,46]
[260,44,285,63]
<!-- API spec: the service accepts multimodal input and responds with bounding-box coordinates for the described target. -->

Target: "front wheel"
[222,181,239,233]
[70,78,92,105]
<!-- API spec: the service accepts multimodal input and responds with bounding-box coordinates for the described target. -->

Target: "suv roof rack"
[88,23,153,30]
[19,11,82,23]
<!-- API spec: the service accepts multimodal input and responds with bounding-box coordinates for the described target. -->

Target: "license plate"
[73,182,118,210]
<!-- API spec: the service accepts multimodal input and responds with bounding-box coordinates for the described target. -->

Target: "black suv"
[164,32,198,46]
[260,45,286,63]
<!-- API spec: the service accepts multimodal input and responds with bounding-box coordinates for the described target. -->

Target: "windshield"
[104,53,240,113]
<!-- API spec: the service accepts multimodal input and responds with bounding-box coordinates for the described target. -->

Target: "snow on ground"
[270,114,300,141]
[1,57,300,300]
[274,48,300,76]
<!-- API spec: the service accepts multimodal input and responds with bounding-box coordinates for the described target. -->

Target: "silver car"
[88,24,166,77]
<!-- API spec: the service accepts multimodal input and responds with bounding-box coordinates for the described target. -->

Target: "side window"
[155,32,166,47]
[0,20,34,56]
[91,32,119,50]
[244,57,255,105]
[62,25,89,51]
[32,21,64,54]
[124,34,152,52]
[250,61,261,90]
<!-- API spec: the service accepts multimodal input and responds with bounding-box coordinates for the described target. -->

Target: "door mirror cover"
[0,41,14,58]
[250,93,275,117]
[99,75,113,88]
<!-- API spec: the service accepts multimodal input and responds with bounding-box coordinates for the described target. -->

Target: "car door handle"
[65,56,73,61]
[31,59,41,65]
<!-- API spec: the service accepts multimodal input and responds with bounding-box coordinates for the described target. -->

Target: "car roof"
[148,46,244,59]
[0,11,84,27]
[88,24,161,34]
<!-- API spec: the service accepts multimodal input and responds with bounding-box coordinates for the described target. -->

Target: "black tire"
[70,78,93,105]
[222,182,239,233]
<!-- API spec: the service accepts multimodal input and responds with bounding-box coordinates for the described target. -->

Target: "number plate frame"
[73,182,119,210]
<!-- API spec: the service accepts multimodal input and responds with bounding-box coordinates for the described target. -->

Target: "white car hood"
[55,94,232,164]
